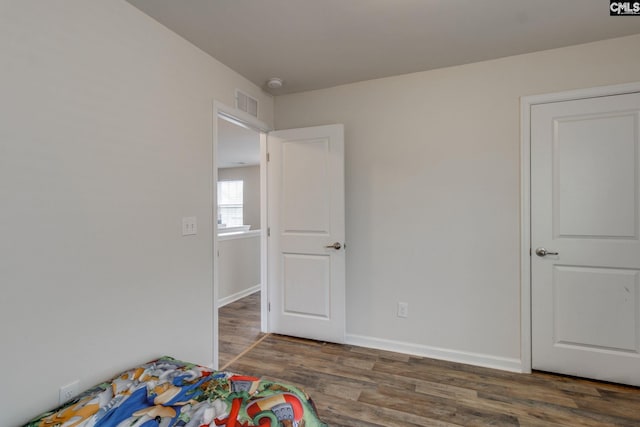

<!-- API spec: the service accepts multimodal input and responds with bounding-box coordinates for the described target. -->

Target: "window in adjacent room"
[217,180,243,227]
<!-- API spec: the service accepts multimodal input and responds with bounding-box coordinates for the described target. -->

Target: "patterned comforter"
[24,356,327,427]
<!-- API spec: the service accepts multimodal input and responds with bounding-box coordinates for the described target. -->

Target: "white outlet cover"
[59,380,80,404]
[397,302,409,318]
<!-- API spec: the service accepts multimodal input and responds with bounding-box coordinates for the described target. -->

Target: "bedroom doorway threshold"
[221,333,270,371]
[218,291,266,369]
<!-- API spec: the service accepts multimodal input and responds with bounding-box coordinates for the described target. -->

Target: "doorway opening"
[213,103,270,369]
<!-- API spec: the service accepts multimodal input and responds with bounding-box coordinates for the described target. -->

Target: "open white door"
[267,124,345,343]
[531,91,640,386]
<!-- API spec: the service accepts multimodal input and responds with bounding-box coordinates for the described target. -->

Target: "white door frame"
[212,100,271,369]
[519,81,640,374]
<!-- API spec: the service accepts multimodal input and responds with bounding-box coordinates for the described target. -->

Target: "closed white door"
[267,124,345,343]
[531,92,640,386]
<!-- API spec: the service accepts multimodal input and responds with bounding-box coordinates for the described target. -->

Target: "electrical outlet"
[397,302,409,318]
[59,380,80,404]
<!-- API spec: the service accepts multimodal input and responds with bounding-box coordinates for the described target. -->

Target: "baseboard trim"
[218,285,260,308]
[345,333,523,373]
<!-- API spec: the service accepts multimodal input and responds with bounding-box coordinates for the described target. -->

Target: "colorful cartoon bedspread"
[24,356,327,427]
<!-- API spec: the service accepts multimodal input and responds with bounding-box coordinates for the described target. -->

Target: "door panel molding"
[520,81,640,374]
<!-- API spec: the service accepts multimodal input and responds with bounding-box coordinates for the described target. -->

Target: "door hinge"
[529,248,532,256]
[267,152,270,162]
[267,227,270,237]
[268,302,271,312]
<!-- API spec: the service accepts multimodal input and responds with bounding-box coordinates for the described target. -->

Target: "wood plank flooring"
[220,295,640,426]
[218,291,263,368]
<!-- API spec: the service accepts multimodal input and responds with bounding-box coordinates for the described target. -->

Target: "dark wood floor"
[220,295,640,426]
[218,291,264,368]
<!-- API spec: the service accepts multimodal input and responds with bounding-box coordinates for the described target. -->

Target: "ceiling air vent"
[235,90,258,117]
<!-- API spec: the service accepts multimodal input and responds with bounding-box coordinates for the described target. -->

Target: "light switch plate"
[182,216,197,236]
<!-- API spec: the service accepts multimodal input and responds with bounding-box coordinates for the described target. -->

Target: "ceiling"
[217,117,260,168]
[128,0,640,95]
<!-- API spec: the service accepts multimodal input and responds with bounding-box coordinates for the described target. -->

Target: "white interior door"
[531,92,640,386]
[267,124,345,343]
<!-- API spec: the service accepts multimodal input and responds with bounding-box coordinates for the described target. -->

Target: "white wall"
[218,233,261,304]
[0,1,272,425]
[218,165,261,229]
[274,34,640,369]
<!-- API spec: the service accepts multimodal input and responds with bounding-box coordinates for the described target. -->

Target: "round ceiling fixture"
[266,77,283,89]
